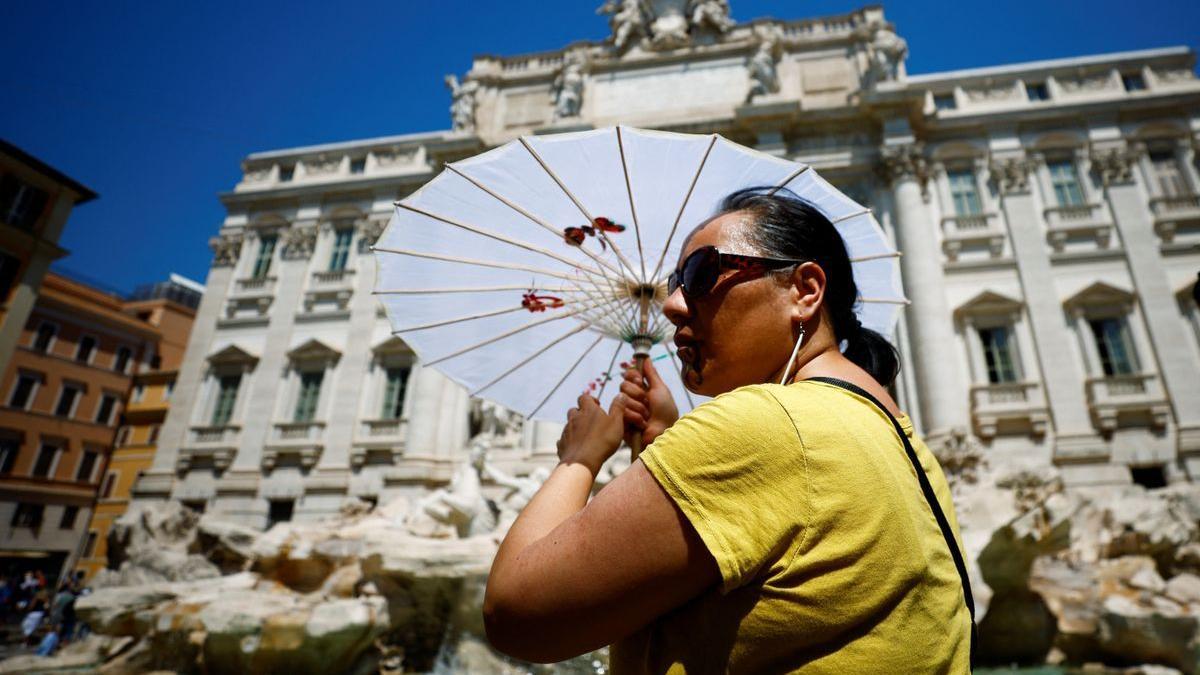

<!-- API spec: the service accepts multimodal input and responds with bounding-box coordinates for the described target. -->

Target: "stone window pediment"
[372,336,414,358]
[954,290,1023,322]
[1064,281,1136,316]
[287,338,341,366]
[207,344,259,368]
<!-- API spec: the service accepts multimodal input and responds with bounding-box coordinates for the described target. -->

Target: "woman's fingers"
[621,395,649,421]
[619,379,648,401]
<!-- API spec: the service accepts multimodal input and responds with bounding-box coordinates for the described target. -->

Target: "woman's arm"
[483,395,719,663]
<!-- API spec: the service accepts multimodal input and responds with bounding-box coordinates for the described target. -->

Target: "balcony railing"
[189,425,240,445]
[969,381,1049,438]
[311,269,355,287]
[273,421,326,442]
[1044,203,1113,254]
[1085,373,1170,432]
[233,276,276,296]
[1150,194,1200,216]
[362,418,407,438]
[176,447,235,473]
[940,213,1005,261]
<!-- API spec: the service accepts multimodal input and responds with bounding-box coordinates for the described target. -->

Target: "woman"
[483,189,973,672]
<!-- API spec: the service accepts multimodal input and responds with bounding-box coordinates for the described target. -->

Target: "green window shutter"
[294,371,324,422]
[252,236,276,279]
[948,169,982,216]
[329,229,353,271]
[381,367,409,419]
[1048,160,1085,207]
[212,374,241,426]
[978,327,1018,384]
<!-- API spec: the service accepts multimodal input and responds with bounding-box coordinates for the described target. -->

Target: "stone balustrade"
[969,381,1050,438]
[233,276,277,296]
[939,213,1006,261]
[273,421,326,443]
[1084,373,1171,432]
[189,425,241,446]
[1044,203,1114,254]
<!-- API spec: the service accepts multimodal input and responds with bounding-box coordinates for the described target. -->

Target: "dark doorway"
[1131,465,1167,490]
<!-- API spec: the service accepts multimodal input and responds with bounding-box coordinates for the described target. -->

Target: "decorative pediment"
[207,344,258,367]
[287,338,341,364]
[954,290,1024,319]
[372,336,414,356]
[1064,281,1136,312]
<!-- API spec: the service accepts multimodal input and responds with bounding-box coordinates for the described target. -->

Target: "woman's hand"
[557,394,626,478]
[621,359,679,449]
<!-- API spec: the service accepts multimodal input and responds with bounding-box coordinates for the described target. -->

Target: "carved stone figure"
[468,399,524,449]
[209,233,243,267]
[356,218,387,253]
[866,23,908,84]
[1090,145,1141,185]
[444,74,479,132]
[485,464,552,514]
[598,0,648,52]
[408,442,497,538]
[745,29,781,103]
[687,0,733,35]
[281,224,317,260]
[646,0,690,50]
[990,156,1036,195]
[552,55,587,120]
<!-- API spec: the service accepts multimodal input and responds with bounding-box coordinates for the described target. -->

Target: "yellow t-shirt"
[610,380,971,674]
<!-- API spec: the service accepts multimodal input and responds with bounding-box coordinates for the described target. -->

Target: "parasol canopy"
[373,126,906,423]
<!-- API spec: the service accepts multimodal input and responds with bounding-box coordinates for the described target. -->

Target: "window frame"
[94,392,119,425]
[1088,316,1140,377]
[59,505,79,530]
[76,449,99,483]
[1046,157,1087,207]
[7,370,41,410]
[977,325,1022,384]
[0,434,19,474]
[113,346,133,374]
[31,442,61,478]
[946,167,983,216]
[1148,148,1189,198]
[250,234,277,280]
[53,382,84,418]
[293,369,324,423]
[211,373,243,427]
[380,365,411,420]
[328,227,353,272]
[75,334,98,364]
[10,503,44,529]
[31,321,58,354]
[100,471,118,499]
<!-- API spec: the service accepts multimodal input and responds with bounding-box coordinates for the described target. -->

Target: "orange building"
[0,272,159,583]
[76,275,201,579]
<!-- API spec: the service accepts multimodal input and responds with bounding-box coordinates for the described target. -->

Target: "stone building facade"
[133,4,1200,527]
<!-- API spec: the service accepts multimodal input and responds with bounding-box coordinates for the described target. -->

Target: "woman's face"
[662,211,799,397]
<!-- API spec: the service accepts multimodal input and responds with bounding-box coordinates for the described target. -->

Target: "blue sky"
[3,1,1197,294]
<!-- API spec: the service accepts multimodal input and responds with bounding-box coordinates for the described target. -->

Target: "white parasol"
[373,126,906,425]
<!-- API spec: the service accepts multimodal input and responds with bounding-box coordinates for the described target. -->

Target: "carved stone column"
[989,152,1101,461]
[880,143,970,440]
[1093,141,1200,466]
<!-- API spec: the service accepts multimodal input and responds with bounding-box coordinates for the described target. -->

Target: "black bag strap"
[802,376,977,668]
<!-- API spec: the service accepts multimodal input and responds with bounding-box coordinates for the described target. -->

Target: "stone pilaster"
[880,142,971,440]
[989,151,1102,461]
[1094,141,1200,464]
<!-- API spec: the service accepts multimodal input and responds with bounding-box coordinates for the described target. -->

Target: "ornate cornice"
[1089,143,1143,186]
[356,219,388,253]
[989,155,1036,195]
[879,143,928,186]
[281,223,318,260]
[209,233,243,267]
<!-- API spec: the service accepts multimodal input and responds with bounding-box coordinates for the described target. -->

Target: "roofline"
[0,139,98,204]
[907,46,1193,84]
[244,129,455,162]
[168,273,206,294]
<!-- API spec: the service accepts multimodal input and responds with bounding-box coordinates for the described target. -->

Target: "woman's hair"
[717,187,901,388]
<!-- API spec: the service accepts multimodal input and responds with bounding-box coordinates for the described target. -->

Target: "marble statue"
[746,29,781,102]
[444,74,479,132]
[553,55,587,120]
[468,398,524,449]
[407,442,497,538]
[867,23,908,84]
[485,464,552,514]
[598,0,648,52]
[688,0,734,34]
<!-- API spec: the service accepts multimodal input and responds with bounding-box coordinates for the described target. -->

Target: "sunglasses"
[667,245,806,298]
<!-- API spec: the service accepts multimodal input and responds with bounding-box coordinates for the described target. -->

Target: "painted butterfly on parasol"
[521,291,565,313]
[562,216,627,250]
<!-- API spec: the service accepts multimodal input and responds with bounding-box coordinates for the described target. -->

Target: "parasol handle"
[628,335,653,461]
